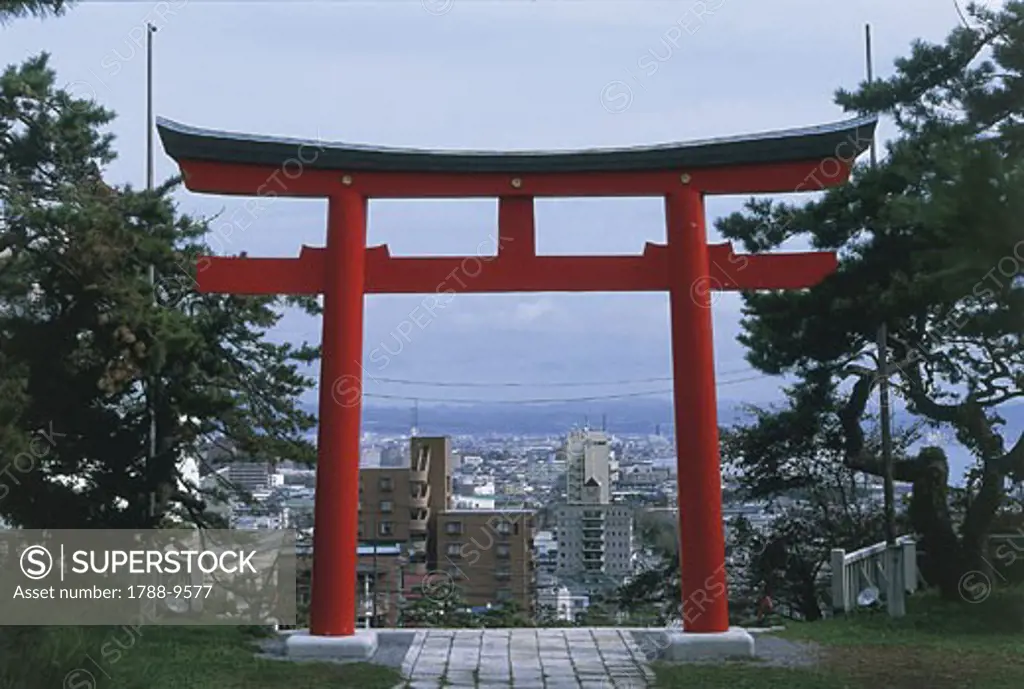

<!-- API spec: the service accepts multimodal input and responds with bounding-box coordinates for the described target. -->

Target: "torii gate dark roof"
[156,115,877,174]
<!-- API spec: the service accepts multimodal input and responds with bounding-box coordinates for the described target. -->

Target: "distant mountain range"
[305,397,709,436]
[302,397,1024,440]
[295,397,1023,486]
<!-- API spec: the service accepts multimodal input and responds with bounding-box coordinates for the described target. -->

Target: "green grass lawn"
[654,588,1024,689]
[0,626,401,689]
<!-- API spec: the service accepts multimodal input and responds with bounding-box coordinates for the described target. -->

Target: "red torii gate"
[158,114,875,641]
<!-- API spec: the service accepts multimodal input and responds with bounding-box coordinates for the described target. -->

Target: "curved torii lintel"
[157,115,877,197]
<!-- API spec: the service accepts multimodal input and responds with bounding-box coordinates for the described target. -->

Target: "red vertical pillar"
[310,190,367,636]
[666,188,730,633]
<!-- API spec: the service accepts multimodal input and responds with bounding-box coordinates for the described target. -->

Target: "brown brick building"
[436,509,535,611]
[358,437,535,621]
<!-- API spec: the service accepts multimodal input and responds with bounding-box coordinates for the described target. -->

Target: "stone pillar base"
[283,629,378,661]
[663,627,755,661]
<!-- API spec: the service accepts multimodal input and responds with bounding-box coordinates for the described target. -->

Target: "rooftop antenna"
[411,399,419,438]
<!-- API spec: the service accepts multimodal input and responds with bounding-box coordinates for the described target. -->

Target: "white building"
[233,513,287,529]
[451,495,497,510]
[619,463,672,488]
[360,447,383,468]
[224,462,273,493]
[537,583,590,622]
[565,429,611,504]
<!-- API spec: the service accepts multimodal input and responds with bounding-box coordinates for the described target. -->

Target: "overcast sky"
[3,0,970,410]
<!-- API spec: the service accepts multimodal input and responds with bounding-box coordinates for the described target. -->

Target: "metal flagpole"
[146,22,158,519]
[865,22,904,618]
[147,23,156,192]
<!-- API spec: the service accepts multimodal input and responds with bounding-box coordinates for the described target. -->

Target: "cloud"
[0,1,964,401]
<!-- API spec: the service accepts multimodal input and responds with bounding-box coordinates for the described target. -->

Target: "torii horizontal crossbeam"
[194,242,837,295]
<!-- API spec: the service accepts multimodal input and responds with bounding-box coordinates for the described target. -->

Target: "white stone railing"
[830,535,917,614]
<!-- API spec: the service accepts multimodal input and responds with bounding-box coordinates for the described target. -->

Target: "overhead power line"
[361,367,755,388]
[361,374,769,405]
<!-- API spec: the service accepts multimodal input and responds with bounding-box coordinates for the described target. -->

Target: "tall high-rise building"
[556,429,634,587]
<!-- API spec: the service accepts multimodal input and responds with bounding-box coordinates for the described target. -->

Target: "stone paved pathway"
[397,628,655,688]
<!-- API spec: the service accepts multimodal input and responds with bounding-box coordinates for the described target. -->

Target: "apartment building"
[359,436,450,576]
[556,429,634,588]
[556,503,634,578]
[358,436,535,618]
[436,509,535,612]
[223,461,276,493]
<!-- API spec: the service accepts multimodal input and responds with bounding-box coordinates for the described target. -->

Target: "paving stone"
[398,628,655,689]
[410,662,441,669]
[544,673,578,681]
[445,672,477,683]
[512,673,544,682]
[614,667,647,682]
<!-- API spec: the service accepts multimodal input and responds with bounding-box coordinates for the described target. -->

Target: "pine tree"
[0,53,319,528]
[0,0,70,24]
[718,3,1024,598]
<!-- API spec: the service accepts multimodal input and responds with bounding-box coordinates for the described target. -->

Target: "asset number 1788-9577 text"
[127,585,213,599]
